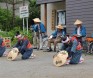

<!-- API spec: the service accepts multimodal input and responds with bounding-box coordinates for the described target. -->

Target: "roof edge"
[36,0,64,4]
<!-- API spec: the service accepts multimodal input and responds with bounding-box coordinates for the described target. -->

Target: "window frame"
[56,10,66,26]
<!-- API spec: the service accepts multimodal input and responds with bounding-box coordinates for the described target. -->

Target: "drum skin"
[53,50,68,67]
[7,48,19,61]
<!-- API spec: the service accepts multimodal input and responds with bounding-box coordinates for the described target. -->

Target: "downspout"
[44,3,47,32]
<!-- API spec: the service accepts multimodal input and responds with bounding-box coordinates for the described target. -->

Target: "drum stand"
[87,42,93,54]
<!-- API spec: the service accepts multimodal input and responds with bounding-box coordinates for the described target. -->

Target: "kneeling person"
[14,34,33,60]
[61,36,83,64]
[0,38,6,57]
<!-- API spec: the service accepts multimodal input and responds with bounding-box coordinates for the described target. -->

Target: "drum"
[86,37,93,42]
[7,48,19,61]
[53,50,68,67]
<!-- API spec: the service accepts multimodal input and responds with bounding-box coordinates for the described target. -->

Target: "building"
[37,0,93,36]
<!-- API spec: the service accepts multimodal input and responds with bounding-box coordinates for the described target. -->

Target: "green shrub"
[0,7,12,31]
[0,26,33,47]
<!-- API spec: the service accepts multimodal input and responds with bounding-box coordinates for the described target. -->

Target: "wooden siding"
[36,0,63,4]
[66,0,93,36]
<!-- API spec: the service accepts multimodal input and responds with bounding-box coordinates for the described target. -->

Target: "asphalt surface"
[0,49,93,78]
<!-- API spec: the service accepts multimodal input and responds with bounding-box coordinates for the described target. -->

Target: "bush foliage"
[0,0,40,47]
[0,27,33,47]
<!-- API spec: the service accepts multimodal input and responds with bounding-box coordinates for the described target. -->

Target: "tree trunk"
[12,0,15,27]
[5,0,9,31]
[23,0,25,6]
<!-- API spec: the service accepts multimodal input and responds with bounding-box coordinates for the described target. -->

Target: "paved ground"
[0,49,93,78]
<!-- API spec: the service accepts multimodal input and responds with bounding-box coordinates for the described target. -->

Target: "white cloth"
[48,35,53,39]
[77,27,81,36]
[39,34,43,49]
[33,32,38,48]
[62,37,70,43]
[58,12,65,25]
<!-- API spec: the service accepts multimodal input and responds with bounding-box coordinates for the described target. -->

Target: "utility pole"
[44,3,47,31]
[23,0,25,6]
[22,0,25,33]
[12,0,15,27]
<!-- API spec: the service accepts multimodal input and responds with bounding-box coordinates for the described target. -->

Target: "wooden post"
[44,3,47,31]
[51,10,56,30]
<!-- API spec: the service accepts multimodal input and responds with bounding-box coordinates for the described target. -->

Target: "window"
[56,10,66,25]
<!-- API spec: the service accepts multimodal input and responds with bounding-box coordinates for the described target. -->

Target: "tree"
[7,0,23,27]
[0,0,23,27]
[0,0,40,30]
[0,0,9,31]
[0,0,24,31]
[0,8,12,31]
[28,0,40,25]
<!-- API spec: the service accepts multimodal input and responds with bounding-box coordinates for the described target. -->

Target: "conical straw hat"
[7,48,19,61]
[53,50,68,67]
[33,18,41,23]
[74,19,82,25]
[56,24,63,29]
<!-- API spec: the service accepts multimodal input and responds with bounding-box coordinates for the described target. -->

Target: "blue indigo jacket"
[52,29,66,38]
[73,25,86,37]
[33,23,46,33]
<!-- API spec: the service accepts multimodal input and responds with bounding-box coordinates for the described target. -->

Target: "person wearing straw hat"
[73,19,86,45]
[61,36,84,64]
[14,34,34,60]
[33,18,47,50]
[30,20,37,49]
[47,24,66,52]
[0,37,6,57]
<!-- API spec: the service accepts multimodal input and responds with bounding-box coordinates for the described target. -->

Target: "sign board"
[19,6,29,18]
[3,37,11,48]
[51,10,56,30]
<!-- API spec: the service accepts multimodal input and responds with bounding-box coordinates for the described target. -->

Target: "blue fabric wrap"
[0,46,6,57]
[0,38,3,45]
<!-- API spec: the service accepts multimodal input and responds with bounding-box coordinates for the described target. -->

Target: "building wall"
[41,2,65,35]
[66,0,93,36]
[40,4,45,25]
[0,3,12,10]
[37,0,62,4]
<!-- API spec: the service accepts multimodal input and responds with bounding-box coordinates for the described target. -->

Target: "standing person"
[33,18,46,50]
[14,34,34,60]
[30,19,37,49]
[31,24,37,49]
[47,24,66,52]
[0,37,6,57]
[61,36,83,64]
[73,19,86,45]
